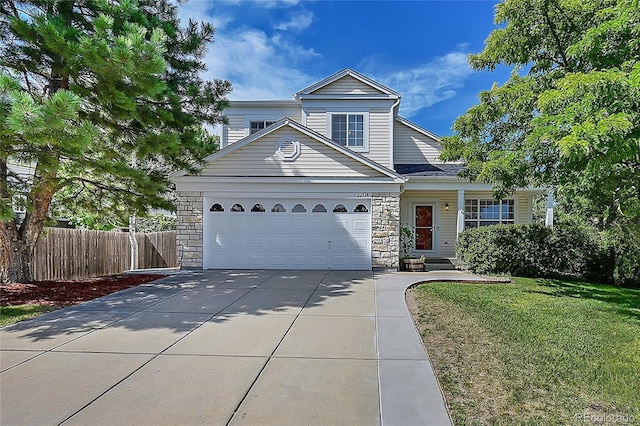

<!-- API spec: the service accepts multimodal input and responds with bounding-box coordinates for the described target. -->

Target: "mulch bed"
[0,274,167,307]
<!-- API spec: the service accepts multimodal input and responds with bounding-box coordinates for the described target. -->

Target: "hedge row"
[456,220,640,286]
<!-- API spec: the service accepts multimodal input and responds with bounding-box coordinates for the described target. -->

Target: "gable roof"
[394,116,442,143]
[295,68,400,99]
[172,117,406,182]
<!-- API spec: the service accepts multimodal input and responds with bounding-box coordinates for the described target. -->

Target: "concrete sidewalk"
[0,269,483,425]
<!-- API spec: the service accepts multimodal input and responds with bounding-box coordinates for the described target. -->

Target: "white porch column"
[545,191,554,228]
[456,189,465,238]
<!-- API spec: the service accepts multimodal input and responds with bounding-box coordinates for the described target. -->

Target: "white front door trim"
[412,201,440,256]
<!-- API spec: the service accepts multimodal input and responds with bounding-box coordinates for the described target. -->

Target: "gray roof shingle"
[394,163,466,177]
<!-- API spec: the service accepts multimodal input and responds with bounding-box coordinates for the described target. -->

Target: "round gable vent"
[275,137,301,162]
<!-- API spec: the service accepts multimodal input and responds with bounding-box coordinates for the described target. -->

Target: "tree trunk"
[0,223,36,283]
[0,159,58,283]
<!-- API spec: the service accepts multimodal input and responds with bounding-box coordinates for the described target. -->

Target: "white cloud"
[174,1,233,30]
[274,11,314,31]
[378,52,473,117]
[214,0,299,8]
[203,28,319,100]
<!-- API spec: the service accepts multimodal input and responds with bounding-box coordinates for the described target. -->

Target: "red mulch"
[0,274,167,307]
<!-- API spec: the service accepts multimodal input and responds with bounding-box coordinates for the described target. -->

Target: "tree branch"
[542,0,572,72]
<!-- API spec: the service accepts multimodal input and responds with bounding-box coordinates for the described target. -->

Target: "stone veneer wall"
[176,191,203,269]
[371,193,400,269]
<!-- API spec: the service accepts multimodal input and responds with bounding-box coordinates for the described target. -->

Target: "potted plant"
[399,224,426,272]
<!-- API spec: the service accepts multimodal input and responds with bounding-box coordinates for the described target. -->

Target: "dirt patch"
[1,274,167,307]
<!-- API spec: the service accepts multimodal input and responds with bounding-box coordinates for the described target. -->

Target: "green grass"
[409,277,640,425]
[0,305,57,327]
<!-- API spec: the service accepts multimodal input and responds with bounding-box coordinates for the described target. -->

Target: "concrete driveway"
[1,269,456,425]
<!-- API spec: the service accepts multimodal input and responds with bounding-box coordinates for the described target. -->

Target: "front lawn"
[408,277,640,425]
[0,304,57,327]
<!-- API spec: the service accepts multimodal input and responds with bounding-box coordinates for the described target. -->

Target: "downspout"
[389,97,401,169]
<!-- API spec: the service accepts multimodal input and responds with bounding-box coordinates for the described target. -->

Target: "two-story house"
[172,69,546,270]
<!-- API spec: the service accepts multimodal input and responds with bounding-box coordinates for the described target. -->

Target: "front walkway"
[0,269,489,425]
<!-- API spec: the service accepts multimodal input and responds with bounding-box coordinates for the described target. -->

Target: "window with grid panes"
[331,114,364,147]
[464,199,514,228]
[249,120,277,134]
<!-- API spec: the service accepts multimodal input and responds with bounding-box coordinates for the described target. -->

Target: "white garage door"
[203,198,371,270]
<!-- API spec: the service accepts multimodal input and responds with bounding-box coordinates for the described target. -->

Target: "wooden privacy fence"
[33,228,177,281]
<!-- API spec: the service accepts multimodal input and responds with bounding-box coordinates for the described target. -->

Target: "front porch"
[398,188,548,260]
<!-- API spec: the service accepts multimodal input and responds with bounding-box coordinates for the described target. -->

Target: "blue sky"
[177,0,512,137]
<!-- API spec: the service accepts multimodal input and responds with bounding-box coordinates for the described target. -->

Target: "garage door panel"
[250,255,266,267]
[290,237,306,249]
[204,198,371,270]
[352,237,370,250]
[251,218,268,231]
[270,218,288,232]
[229,236,244,249]
[353,219,369,232]
[291,218,307,232]
[310,237,328,250]
[330,237,349,250]
[229,216,245,231]
[271,237,287,249]
[311,255,329,267]
[270,255,287,268]
[249,237,267,249]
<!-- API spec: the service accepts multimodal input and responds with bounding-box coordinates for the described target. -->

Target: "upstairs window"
[250,120,277,134]
[331,114,364,148]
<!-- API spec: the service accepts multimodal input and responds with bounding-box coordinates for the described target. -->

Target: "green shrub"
[604,219,640,287]
[456,221,614,283]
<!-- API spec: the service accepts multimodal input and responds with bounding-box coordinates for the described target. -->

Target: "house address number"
[356,192,371,197]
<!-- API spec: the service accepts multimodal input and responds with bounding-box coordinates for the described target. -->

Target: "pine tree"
[0,0,231,282]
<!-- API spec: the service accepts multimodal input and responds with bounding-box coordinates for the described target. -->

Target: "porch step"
[424,258,456,271]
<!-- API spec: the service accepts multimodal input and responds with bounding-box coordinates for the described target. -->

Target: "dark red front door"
[415,205,433,251]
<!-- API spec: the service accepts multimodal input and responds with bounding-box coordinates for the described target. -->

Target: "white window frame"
[249,120,277,135]
[326,112,369,152]
[244,115,283,137]
[464,199,515,229]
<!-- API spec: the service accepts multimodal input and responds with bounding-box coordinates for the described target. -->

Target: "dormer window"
[328,112,369,152]
[250,120,277,134]
[332,114,363,147]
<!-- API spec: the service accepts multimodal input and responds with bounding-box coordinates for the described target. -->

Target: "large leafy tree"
[0,0,231,283]
[441,0,640,226]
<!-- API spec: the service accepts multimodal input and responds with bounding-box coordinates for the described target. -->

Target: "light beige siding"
[305,108,327,136]
[400,191,458,258]
[225,114,245,146]
[200,127,386,178]
[393,121,442,164]
[223,109,303,147]
[368,109,391,167]
[312,75,385,95]
[516,193,531,224]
